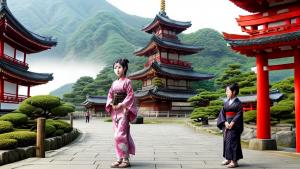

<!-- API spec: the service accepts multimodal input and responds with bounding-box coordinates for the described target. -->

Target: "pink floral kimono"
[105,77,137,159]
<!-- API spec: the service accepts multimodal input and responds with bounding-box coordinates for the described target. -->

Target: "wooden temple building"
[128,0,214,117]
[82,95,107,117]
[0,0,56,112]
[224,0,300,152]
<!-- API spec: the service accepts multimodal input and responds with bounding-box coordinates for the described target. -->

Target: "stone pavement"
[2,118,300,169]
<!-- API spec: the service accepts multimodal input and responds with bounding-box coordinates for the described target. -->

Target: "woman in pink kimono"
[105,58,137,168]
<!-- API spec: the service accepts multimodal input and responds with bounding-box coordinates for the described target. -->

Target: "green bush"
[51,104,75,117]
[209,100,224,106]
[45,123,56,137]
[54,129,64,136]
[47,120,72,133]
[0,121,14,134]
[0,113,28,126]
[244,110,256,124]
[0,131,36,147]
[240,86,257,95]
[0,139,18,150]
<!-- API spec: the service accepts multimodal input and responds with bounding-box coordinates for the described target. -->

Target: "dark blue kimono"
[217,98,243,161]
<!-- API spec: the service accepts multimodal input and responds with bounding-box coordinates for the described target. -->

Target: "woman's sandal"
[118,161,130,168]
[110,160,122,168]
[221,160,230,165]
[227,162,238,168]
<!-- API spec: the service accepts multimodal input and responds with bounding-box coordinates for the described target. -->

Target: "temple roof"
[0,59,53,85]
[142,12,192,34]
[229,0,299,13]
[224,30,300,50]
[135,35,202,56]
[0,1,57,53]
[128,61,214,80]
[135,86,196,101]
[82,96,107,106]
[221,90,284,103]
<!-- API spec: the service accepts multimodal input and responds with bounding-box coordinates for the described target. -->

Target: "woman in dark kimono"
[217,83,243,168]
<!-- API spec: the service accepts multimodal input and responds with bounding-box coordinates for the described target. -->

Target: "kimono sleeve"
[217,107,226,130]
[121,79,137,122]
[105,85,114,114]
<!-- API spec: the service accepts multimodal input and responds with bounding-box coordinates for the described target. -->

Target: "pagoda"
[128,0,214,117]
[223,0,300,152]
[0,0,56,112]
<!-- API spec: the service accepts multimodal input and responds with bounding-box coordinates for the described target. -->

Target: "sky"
[29,0,251,95]
[107,0,250,34]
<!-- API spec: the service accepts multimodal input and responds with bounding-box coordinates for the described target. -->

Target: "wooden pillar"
[69,112,73,128]
[24,51,27,64]
[0,41,4,57]
[294,48,300,153]
[16,82,19,102]
[0,75,4,99]
[256,53,271,139]
[13,48,16,59]
[27,85,30,97]
[36,118,46,158]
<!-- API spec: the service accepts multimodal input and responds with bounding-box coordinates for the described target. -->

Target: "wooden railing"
[2,54,28,68]
[139,111,190,118]
[144,57,191,68]
[0,93,27,103]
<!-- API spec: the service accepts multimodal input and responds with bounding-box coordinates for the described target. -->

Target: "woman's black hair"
[226,82,239,96]
[113,58,130,75]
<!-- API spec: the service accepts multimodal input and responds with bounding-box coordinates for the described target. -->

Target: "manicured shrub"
[0,121,14,134]
[54,129,64,136]
[0,139,18,150]
[0,131,36,147]
[244,110,256,124]
[45,123,56,137]
[0,113,28,126]
[47,120,72,133]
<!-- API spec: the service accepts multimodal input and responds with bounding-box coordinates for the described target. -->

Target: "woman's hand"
[225,122,230,129]
[114,103,124,110]
[228,122,235,129]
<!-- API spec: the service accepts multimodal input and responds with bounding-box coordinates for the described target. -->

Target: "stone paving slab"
[1,118,300,169]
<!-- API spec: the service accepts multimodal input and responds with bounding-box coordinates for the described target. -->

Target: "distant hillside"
[50,83,74,98]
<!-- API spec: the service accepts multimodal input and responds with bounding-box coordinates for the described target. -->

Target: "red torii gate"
[224,0,300,152]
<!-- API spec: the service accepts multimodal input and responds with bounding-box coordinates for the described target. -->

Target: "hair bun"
[123,58,129,64]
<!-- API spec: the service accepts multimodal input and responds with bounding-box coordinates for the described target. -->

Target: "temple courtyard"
[2,118,300,169]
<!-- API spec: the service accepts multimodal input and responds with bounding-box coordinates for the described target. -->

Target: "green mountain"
[50,83,74,98]
[8,0,150,58]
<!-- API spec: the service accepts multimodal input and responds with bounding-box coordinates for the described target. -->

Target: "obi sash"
[112,92,127,105]
[226,111,236,123]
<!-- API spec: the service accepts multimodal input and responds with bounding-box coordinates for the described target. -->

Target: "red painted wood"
[256,53,271,139]
[294,48,300,153]
[267,63,294,71]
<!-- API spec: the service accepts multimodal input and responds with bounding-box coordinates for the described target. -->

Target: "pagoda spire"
[160,0,166,15]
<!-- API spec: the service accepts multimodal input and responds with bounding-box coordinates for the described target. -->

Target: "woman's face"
[226,87,235,99]
[114,63,125,78]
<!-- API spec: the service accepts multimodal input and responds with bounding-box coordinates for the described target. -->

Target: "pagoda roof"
[128,61,214,81]
[142,12,191,34]
[229,0,299,13]
[0,1,57,53]
[0,59,53,85]
[135,35,202,56]
[82,96,107,106]
[223,30,300,54]
[135,86,196,101]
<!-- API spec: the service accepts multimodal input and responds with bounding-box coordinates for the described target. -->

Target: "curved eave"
[135,87,196,101]
[229,0,299,13]
[229,0,270,13]
[82,96,107,105]
[223,30,300,51]
[0,59,53,85]
[0,6,57,53]
[128,61,214,81]
[142,13,192,34]
[134,36,202,56]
